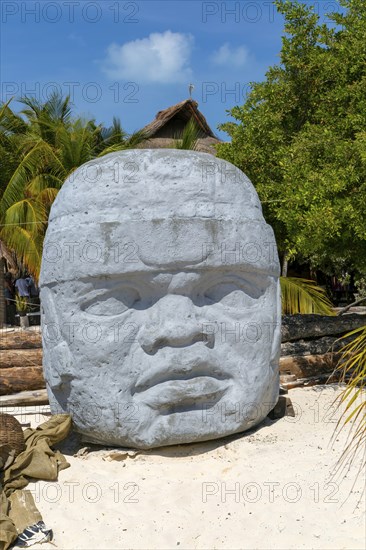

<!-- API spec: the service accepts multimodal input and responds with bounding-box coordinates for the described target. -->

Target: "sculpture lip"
[133,376,230,411]
[133,360,230,394]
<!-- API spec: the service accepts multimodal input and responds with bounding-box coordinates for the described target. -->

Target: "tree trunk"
[281,252,289,277]
[0,240,18,275]
[0,258,5,328]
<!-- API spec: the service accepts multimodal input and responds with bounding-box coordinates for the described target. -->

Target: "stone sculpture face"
[40,150,281,449]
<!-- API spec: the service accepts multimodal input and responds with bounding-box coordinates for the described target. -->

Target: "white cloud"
[102,31,193,84]
[211,43,249,68]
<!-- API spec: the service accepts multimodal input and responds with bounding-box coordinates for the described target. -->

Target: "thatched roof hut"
[138,99,221,155]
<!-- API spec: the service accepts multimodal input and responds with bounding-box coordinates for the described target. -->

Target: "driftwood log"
[281,314,365,342]
[279,352,340,379]
[0,330,46,397]
[0,389,49,407]
[0,330,42,350]
[0,366,45,395]
[279,313,365,389]
[280,334,355,357]
[280,372,342,390]
[0,349,43,369]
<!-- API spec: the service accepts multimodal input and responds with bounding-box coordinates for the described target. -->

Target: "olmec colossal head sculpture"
[40,150,281,449]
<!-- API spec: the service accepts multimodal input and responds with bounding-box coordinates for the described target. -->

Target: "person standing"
[14,275,31,298]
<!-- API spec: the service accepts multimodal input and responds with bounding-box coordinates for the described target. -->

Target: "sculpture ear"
[40,286,74,389]
[40,286,60,326]
[43,340,74,389]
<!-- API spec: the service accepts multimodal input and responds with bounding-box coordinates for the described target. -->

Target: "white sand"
[9,385,365,550]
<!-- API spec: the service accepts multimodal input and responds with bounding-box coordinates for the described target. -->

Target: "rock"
[267,396,295,419]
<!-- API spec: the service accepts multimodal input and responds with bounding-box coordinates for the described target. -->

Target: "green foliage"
[15,295,28,312]
[173,118,200,150]
[217,0,366,277]
[333,324,366,479]
[280,276,335,314]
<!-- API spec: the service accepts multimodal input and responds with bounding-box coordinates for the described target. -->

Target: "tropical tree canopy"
[0,93,145,279]
[217,0,366,278]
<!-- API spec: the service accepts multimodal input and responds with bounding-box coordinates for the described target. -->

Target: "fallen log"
[0,329,42,350]
[0,389,49,407]
[0,349,43,369]
[280,334,355,357]
[280,374,297,384]
[281,314,366,342]
[337,298,366,315]
[279,352,340,379]
[283,374,339,390]
[281,372,343,390]
[0,366,45,395]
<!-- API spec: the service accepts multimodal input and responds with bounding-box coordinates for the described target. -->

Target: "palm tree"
[0,93,146,282]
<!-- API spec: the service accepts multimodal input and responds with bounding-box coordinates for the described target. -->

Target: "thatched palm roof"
[138,99,221,155]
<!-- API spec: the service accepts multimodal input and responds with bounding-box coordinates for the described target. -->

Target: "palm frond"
[173,118,200,150]
[0,225,43,277]
[37,187,59,207]
[0,140,66,214]
[3,199,46,232]
[26,174,64,196]
[331,325,366,485]
[280,276,335,315]
[97,130,147,157]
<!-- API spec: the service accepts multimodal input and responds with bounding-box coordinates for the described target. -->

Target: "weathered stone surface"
[40,149,281,449]
[281,314,365,343]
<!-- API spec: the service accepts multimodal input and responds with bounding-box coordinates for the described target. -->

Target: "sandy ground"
[7,385,365,550]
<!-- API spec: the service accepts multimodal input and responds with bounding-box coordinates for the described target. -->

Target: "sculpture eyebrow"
[76,266,271,286]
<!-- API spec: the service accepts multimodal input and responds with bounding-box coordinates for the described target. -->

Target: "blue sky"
[1,1,341,139]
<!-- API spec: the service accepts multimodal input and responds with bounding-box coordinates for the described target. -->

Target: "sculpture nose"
[139,295,214,355]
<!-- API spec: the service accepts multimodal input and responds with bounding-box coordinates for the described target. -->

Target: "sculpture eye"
[203,280,262,308]
[82,287,140,316]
